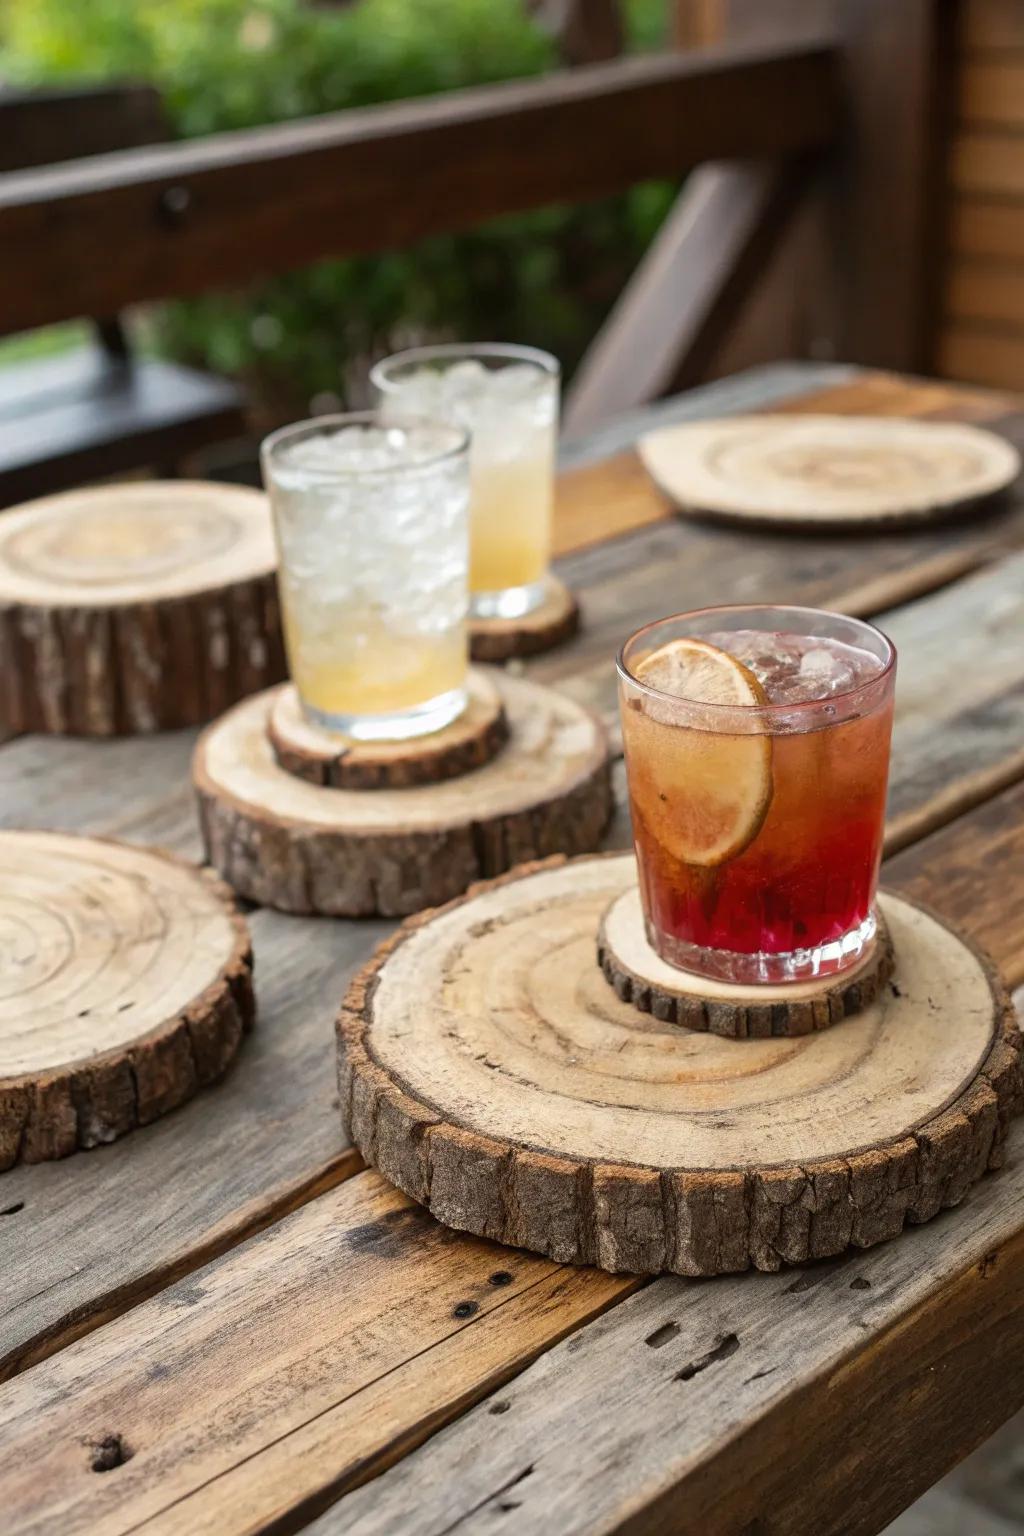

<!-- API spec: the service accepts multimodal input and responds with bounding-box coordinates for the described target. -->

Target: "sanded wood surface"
[195,674,611,916]
[267,670,508,790]
[468,576,580,661]
[0,482,284,734]
[637,413,1021,528]
[597,884,895,1037]
[0,832,253,1168]
[341,860,1018,1276]
[4,366,1024,1536]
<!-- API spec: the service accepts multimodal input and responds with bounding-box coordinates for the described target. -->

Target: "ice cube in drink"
[618,608,896,984]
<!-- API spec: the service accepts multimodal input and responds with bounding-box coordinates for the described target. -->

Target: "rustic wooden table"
[2,362,1024,1536]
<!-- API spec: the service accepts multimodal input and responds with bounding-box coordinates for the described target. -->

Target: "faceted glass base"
[470,579,546,621]
[645,908,879,986]
[302,685,467,744]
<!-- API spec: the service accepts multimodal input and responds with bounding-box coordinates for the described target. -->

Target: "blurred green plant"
[0,0,672,417]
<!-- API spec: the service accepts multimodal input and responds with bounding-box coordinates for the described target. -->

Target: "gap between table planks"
[1,782,1023,1536]
[5,366,1024,1385]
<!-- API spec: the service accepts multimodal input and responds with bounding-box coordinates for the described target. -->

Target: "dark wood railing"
[0,40,836,337]
[0,0,954,433]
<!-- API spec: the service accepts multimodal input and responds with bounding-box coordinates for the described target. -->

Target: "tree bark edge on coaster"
[468,575,580,661]
[0,831,254,1168]
[194,675,612,916]
[267,668,509,790]
[596,883,895,1037]
[0,481,285,735]
[337,852,1023,1277]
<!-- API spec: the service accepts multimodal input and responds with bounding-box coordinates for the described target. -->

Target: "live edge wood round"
[597,884,895,1038]
[194,675,611,917]
[468,575,580,661]
[0,481,285,735]
[338,853,1023,1277]
[0,831,254,1169]
[267,669,508,790]
[637,414,1022,530]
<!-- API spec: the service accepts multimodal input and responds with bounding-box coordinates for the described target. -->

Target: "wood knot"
[90,1434,132,1473]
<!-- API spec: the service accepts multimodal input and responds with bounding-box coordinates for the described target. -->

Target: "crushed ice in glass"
[704,629,883,704]
[274,423,458,482]
[379,358,557,444]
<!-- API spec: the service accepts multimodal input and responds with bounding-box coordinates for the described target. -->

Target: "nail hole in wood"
[676,1333,739,1381]
[1,1201,24,1216]
[645,1321,680,1349]
[489,1400,511,1415]
[850,1276,871,1291]
[488,1270,514,1287]
[90,1434,132,1472]
[452,1300,479,1320]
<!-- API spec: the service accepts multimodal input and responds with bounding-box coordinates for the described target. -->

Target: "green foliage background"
[0,0,672,417]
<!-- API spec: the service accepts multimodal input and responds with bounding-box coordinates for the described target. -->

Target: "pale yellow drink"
[280,603,467,722]
[372,345,560,620]
[262,416,471,742]
[468,431,555,597]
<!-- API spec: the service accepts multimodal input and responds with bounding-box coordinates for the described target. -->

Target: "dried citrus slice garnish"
[622,638,773,867]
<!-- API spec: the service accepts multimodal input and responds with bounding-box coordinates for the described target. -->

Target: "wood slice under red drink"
[338,853,1021,1277]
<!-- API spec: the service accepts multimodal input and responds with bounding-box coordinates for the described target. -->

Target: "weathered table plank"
[4,367,1024,1387]
[2,780,1022,1536]
[0,905,381,1379]
[0,1176,632,1536]
[316,1135,1024,1536]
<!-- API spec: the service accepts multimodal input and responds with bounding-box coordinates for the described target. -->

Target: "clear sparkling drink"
[261,415,470,741]
[618,606,896,984]
[372,344,559,620]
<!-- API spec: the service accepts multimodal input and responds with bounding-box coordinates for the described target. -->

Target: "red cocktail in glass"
[618,605,896,984]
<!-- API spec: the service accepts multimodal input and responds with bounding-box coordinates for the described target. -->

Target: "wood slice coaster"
[338,853,1023,1277]
[597,884,895,1037]
[0,481,286,735]
[637,414,1022,530]
[194,674,611,917]
[0,831,253,1168]
[267,669,508,790]
[468,575,579,661]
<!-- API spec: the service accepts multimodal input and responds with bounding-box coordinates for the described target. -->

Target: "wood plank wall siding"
[941,0,1024,389]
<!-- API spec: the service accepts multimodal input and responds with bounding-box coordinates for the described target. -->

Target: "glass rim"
[260,411,470,482]
[370,341,560,392]
[616,603,896,718]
